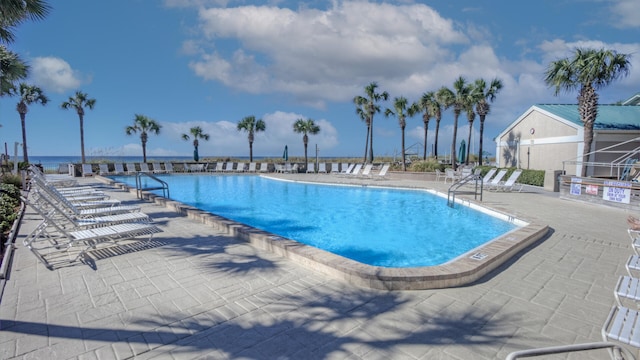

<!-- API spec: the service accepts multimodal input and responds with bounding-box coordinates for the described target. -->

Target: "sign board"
[602,180,631,204]
[570,178,582,196]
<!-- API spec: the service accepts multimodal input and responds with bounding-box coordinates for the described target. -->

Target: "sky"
[1,0,639,160]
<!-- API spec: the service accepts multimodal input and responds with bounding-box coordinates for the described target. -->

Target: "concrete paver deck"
[0,172,634,359]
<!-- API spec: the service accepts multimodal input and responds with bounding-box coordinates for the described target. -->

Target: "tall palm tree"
[432,91,445,160]
[385,96,410,171]
[237,115,266,162]
[181,126,209,162]
[437,76,472,171]
[355,104,370,162]
[293,118,321,170]
[544,48,630,176]
[463,103,475,166]
[125,114,162,163]
[353,82,389,163]
[16,83,48,163]
[0,45,28,96]
[0,0,51,44]
[472,78,503,166]
[410,92,438,160]
[61,91,96,163]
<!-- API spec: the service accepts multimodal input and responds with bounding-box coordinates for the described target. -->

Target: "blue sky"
[1,0,639,160]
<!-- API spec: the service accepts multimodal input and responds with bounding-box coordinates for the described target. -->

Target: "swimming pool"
[110,174,517,266]
[104,173,548,289]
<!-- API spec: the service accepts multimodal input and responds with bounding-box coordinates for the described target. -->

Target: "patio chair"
[164,162,174,173]
[435,169,445,182]
[139,163,151,173]
[126,163,137,174]
[627,254,640,277]
[258,163,269,173]
[114,163,126,175]
[330,163,339,174]
[494,169,524,192]
[81,164,94,177]
[98,164,111,176]
[339,163,350,174]
[224,162,235,172]
[306,162,315,173]
[601,305,640,355]
[317,163,327,173]
[359,164,373,178]
[372,164,390,180]
[483,169,507,190]
[444,168,460,184]
[247,162,257,172]
[480,168,497,186]
[151,162,165,173]
[614,275,640,307]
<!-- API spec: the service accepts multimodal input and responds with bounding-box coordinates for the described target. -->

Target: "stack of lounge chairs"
[506,219,640,359]
[24,165,162,269]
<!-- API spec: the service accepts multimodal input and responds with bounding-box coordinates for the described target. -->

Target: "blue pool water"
[109,175,518,267]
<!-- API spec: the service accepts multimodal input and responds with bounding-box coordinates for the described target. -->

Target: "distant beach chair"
[114,163,125,175]
[224,162,235,172]
[151,162,164,173]
[329,163,339,174]
[444,168,459,184]
[484,169,507,190]
[258,163,269,173]
[247,162,257,172]
[480,168,497,185]
[359,164,373,178]
[340,163,350,174]
[81,164,94,177]
[164,162,174,173]
[373,163,390,180]
[347,164,363,176]
[306,162,315,173]
[139,163,151,173]
[126,163,137,174]
[98,164,111,176]
[494,169,523,192]
[317,163,327,173]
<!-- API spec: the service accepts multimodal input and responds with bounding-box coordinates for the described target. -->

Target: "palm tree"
[385,96,410,171]
[472,78,503,166]
[181,126,209,161]
[0,45,28,96]
[16,83,48,163]
[437,76,472,171]
[353,82,389,163]
[61,91,96,163]
[410,92,438,160]
[293,118,321,170]
[463,103,475,166]
[125,114,162,163]
[237,115,266,162]
[544,48,631,176]
[0,0,51,44]
[432,91,445,160]
[355,104,370,162]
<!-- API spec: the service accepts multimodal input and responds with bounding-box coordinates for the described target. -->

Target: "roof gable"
[535,104,640,130]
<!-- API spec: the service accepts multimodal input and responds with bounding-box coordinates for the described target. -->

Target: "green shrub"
[0,183,20,237]
[409,159,444,172]
[1,173,22,188]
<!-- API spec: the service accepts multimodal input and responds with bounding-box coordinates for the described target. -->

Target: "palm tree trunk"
[20,113,29,163]
[452,112,459,171]
[363,125,370,162]
[582,121,594,177]
[466,120,473,166]
[249,141,253,162]
[434,119,440,160]
[401,127,406,171]
[79,114,86,163]
[368,116,374,163]
[423,123,428,160]
[478,116,486,166]
[142,140,147,163]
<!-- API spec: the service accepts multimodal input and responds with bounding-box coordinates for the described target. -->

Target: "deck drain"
[470,252,488,260]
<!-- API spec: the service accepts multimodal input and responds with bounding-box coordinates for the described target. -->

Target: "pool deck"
[0,172,634,359]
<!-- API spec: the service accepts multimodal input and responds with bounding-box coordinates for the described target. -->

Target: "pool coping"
[98,175,549,290]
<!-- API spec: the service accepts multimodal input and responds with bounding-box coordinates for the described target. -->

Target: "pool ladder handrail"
[447,171,483,207]
[135,172,170,199]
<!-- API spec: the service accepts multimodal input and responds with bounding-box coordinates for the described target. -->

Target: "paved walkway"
[0,173,634,359]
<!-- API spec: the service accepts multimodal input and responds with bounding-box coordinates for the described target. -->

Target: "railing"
[563,136,640,180]
[447,172,483,207]
[135,172,169,199]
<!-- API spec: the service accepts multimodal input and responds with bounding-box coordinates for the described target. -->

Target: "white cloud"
[610,0,640,28]
[29,57,83,93]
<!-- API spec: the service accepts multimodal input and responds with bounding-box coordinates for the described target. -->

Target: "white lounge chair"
[435,169,445,182]
[284,163,293,173]
[306,162,315,173]
[224,162,235,172]
[247,162,257,172]
[114,163,126,175]
[359,164,373,178]
[318,163,327,173]
[151,162,164,173]
[126,163,137,174]
[483,169,507,190]
[81,164,94,177]
[164,162,174,173]
[348,164,363,176]
[444,168,459,184]
[139,163,151,173]
[98,164,111,176]
[340,163,350,174]
[329,163,339,174]
[373,164,390,180]
[258,163,269,173]
[494,169,523,192]
[480,168,497,185]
